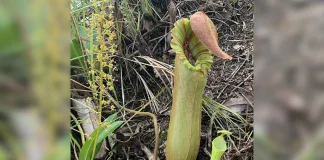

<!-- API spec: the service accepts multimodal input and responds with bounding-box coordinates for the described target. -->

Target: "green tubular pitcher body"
[166,55,208,160]
[165,18,212,160]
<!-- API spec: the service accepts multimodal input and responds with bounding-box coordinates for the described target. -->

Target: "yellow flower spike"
[84,11,120,158]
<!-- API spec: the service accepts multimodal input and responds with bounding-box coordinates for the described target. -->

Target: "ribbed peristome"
[170,18,213,74]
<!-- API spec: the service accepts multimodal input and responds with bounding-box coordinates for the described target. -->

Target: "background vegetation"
[70,0,253,159]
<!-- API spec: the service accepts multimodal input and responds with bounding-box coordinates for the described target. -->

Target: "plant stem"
[70,113,86,145]
[91,50,104,160]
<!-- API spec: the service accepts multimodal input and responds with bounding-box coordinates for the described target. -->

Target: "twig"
[226,59,247,81]
[229,74,253,94]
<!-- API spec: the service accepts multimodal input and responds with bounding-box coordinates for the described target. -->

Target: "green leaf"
[70,38,86,70]
[105,112,118,124]
[0,6,24,53]
[79,115,123,160]
[91,120,123,158]
[97,121,123,145]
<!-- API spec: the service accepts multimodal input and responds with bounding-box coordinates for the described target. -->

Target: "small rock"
[233,44,244,51]
[168,49,176,56]
[223,95,252,114]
